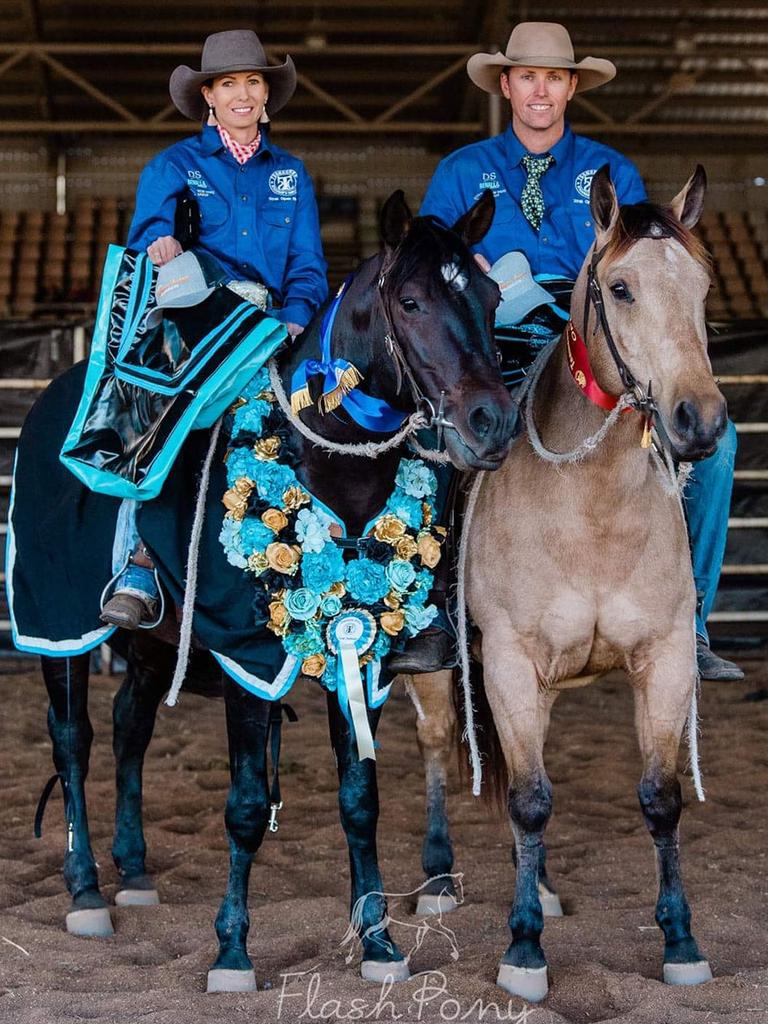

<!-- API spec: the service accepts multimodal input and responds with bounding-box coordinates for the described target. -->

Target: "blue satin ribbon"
[291,276,408,434]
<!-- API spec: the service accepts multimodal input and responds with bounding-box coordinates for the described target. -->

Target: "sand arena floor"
[0,656,766,1024]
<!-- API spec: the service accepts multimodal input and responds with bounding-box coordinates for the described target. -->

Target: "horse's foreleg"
[409,670,460,915]
[207,677,271,993]
[483,648,552,1002]
[41,653,113,937]
[327,692,410,983]
[632,647,712,986]
[112,635,175,905]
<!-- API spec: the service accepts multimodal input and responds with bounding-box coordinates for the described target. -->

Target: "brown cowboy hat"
[169,30,296,121]
[467,22,615,96]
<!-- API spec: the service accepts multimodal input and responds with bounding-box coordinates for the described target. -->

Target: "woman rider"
[100,29,328,629]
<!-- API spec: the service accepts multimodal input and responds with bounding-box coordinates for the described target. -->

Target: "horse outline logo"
[339,874,465,969]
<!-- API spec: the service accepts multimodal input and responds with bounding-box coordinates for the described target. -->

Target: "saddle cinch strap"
[60,244,287,501]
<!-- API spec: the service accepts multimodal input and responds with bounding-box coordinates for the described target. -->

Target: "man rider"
[397,21,742,682]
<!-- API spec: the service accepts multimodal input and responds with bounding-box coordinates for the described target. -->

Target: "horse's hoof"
[65,906,114,937]
[416,892,459,916]
[538,883,563,918]
[206,968,258,993]
[115,888,160,906]
[663,960,713,986]
[496,964,548,1002]
[360,959,410,983]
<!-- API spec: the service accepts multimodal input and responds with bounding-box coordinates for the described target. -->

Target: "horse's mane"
[603,201,711,272]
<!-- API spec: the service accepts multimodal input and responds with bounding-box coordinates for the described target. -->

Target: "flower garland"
[218,366,446,690]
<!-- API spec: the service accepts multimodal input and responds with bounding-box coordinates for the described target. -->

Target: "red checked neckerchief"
[217,124,261,165]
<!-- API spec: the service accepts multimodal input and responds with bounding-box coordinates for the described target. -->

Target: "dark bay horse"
[408,166,726,1000]
[11,190,517,992]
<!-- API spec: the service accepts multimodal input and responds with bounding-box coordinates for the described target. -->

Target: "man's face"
[500,66,578,134]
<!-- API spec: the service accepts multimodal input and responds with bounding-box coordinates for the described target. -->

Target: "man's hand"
[473,252,491,273]
[147,236,183,266]
[286,323,304,340]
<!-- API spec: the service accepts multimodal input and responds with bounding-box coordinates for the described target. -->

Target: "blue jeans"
[684,418,738,643]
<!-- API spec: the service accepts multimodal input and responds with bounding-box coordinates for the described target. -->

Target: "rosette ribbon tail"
[336,642,376,761]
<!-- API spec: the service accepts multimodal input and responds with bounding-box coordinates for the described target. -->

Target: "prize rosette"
[326,610,377,760]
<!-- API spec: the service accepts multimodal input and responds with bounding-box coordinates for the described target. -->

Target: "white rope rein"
[523,340,634,465]
[166,417,223,707]
[456,470,486,797]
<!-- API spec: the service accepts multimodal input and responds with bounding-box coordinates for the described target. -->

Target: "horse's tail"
[454,658,508,813]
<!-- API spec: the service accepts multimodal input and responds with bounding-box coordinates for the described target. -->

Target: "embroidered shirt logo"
[478,171,501,191]
[186,168,214,197]
[575,169,597,199]
[269,168,298,197]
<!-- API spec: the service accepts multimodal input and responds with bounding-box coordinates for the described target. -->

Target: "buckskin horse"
[408,165,724,1001]
[7,190,517,992]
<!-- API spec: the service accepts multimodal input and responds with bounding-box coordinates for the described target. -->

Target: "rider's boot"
[101,543,159,630]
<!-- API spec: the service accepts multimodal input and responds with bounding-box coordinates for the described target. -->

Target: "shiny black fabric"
[62,247,271,490]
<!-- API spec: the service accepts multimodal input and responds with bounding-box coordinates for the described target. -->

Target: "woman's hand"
[286,323,304,340]
[147,236,183,266]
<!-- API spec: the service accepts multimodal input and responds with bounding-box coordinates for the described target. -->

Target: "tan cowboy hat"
[169,30,296,122]
[467,22,615,96]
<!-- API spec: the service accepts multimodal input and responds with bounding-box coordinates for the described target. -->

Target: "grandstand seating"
[0,198,361,317]
[697,211,768,320]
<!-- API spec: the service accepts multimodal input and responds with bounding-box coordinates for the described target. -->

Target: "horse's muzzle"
[445,387,520,470]
[668,394,728,460]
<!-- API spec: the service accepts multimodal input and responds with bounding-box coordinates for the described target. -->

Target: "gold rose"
[265,542,300,575]
[262,508,288,533]
[384,590,402,610]
[253,436,281,461]
[421,501,433,527]
[327,581,347,598]
[301,653,327,678]
[247,552,270,575]
[417,532,442,569]
[282,485,311,511]
[395,535,418,560]
[373,514,407,544]
[380,610,406,636]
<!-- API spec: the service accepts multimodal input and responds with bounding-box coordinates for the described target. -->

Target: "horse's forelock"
[603,201,711,274]
[384,216,471,296]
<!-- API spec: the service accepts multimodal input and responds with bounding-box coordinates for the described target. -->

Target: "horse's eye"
[609,281,633,303]
[400,297,420,313]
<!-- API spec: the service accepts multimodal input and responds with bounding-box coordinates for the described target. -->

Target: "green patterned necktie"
[521,154,554,231]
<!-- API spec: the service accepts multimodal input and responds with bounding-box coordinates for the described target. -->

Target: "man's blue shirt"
[420,123,646,279]
[128,125,328,327]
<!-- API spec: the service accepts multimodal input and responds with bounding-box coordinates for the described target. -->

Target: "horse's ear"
[452,190,495,246]
[669,165,707,229]
[589,164,619,235]
[380,190,413,249]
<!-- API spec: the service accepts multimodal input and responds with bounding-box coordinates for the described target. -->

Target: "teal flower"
[384,492,422,530]
[385,558,416,593]
[302,544,346,594]
[253,461,297,504]
[346,558,389,604]
[395,459,436,499]
[404,602,438,637]
[284,626,326,657]
[239,518,274,553]
[323,655,338,691]
[226,446,259,485]
[219,518,247,568]
[240,368,271,399]
[232,398,271,436]
[321,594,343,617]
[296,508,332,554]
[284,588,321,622]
